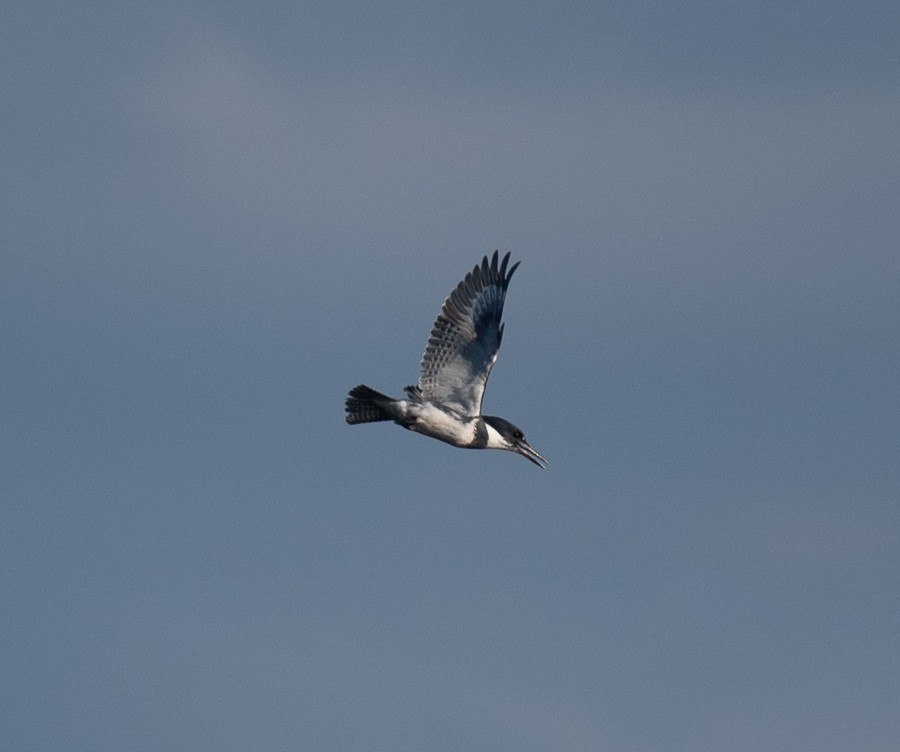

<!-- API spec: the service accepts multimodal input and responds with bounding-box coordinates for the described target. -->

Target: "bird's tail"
[345,385,394,425]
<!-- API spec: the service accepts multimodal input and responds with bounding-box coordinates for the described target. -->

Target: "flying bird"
[345,251,547,468]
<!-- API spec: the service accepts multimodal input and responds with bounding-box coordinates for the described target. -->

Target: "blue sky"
[3,2,900,750]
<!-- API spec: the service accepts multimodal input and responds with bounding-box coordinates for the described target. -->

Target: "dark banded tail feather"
[345,385,394,424]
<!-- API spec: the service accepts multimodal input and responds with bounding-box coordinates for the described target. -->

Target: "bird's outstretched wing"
[413,251,520,417]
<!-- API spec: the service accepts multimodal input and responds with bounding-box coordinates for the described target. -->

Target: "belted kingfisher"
[345,251,547,468]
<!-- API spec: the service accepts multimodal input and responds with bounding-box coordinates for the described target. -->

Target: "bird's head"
[483,416,548,469]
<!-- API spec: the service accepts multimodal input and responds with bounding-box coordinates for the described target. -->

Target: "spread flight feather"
[409,250,520,417]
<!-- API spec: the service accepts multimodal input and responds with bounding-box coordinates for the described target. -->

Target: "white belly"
[403,402,476,447]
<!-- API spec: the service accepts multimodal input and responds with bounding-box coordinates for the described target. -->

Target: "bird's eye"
[514,430,524,440]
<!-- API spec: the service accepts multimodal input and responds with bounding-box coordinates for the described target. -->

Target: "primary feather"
[415,251,519,417]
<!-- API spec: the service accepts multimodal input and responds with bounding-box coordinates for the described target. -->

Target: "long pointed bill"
[515,440,548,469]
